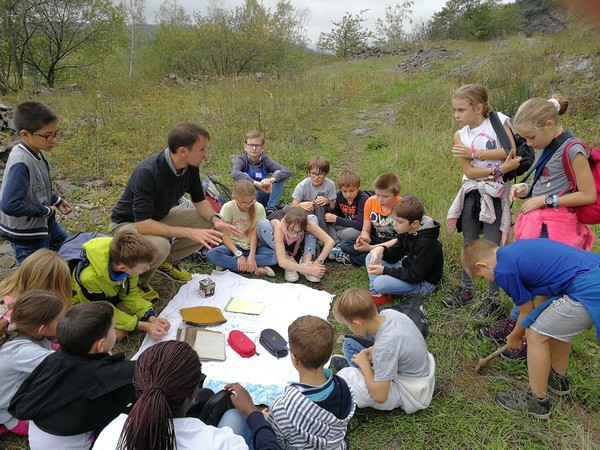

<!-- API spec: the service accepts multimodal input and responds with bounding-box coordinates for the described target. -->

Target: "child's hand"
[451,144,470,159]
[500,149,522,174]
[367,264,384,275]
[519,196,545,214]
[144,320,168,340]
[325,213,338,223]
[224,382,258,417]
[58,200,73,215]
[510,183,529,201]
[506,330,525,350]
[237,255,248,272]
[306,261,326,278]
[351,348,372,369]
[315,196,329,207]
[154,317,171,332]
[354,237,371,252]
[299,201,314,212]
[246,255,257,273]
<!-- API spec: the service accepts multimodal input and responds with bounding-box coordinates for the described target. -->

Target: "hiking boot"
[140,285,159,302]
[284,268,299,282]
[372,293,393,307]
[547,368,570,396]
[299,261,321,282]
[158,262,192,282]
[330,354,350,372]
[480,317,516,342]
[442,286,473,308]
[494,387,550,420]
[500,342,528,361]
[474,295,503,321]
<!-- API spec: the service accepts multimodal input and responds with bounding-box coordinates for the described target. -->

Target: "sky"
[143,0,461,44]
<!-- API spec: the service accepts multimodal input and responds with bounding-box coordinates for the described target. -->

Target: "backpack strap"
[520,131,573,193]
[489,112,513,156]
[560,140,591,195]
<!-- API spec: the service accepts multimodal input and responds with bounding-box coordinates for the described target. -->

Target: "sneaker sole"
[285,272,299,282]
[495,397,550,421]
[442,298,473,309]
[547,385,570,397]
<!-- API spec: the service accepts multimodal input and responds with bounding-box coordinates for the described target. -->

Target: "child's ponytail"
[0,290,64,347]
[513,96,569,131]
[233,179,258,239]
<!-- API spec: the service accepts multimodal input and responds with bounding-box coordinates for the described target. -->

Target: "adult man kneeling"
[110,122,239,301]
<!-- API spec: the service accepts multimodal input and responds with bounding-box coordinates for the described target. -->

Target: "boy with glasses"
[291,156,336,232]
[0,102,72,265]
[231,130,291,215]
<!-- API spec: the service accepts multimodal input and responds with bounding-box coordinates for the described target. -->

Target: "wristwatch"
[544,195,554,208]
[233,250,243,259]
[316,258,325,264]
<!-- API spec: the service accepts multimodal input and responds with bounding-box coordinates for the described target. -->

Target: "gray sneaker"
[494,388,550,420]
[547,368,570,396]
[442,286,473,308]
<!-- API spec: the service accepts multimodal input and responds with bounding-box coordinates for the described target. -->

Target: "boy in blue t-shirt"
[462,238,600,420]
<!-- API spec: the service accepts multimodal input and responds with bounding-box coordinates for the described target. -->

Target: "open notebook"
[177,327,226,361]
[224,297,265,315]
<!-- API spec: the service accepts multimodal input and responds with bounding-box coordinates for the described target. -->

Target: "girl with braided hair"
[93,340,251,449]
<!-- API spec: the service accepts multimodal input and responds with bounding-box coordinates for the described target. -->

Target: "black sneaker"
[442,286,473,308]
[329,354,350,372]
[494,387,550,420]
[547,368,570,396]
[474,296,503,321]
[480,317,516,342]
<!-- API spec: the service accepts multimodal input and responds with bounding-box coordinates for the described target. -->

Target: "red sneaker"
[372,293,393,307]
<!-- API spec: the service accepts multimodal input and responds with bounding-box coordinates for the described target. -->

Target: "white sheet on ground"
[133,270,333,405]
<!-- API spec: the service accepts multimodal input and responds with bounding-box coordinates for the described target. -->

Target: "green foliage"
[317,10,373,58]
[429,0,524,42]
[374,1,414,48]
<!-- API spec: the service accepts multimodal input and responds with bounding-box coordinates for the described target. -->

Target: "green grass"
[1,25,599,450]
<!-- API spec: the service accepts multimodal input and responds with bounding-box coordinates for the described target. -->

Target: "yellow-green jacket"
[71,237,153,332]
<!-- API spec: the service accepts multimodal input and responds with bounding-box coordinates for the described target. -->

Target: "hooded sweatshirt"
[231,153,291,184]
[267,370,355,450]
[9,351,135,436]
[71,237,153,332]
[382,216,443,285]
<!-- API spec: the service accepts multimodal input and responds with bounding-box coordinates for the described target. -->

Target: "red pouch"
[228,330,257,358]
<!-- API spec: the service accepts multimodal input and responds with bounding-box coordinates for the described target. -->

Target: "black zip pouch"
[259,328,289,358]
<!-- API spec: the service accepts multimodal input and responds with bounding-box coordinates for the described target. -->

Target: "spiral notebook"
[177,327,226,361]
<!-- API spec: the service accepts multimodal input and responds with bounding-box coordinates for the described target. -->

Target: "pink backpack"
[561,140,600,224]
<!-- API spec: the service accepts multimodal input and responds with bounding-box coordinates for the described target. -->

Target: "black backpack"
[390,294,429,338]
[489,112,535,182]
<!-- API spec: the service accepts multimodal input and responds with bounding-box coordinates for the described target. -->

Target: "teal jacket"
[71,237,152,332]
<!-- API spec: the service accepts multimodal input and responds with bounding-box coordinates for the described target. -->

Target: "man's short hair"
[244,130,264,144]
[337,171,360,188]
[393,196,424,223]
[109,231,156,267]
[57,302,114,356]
[333,288,377,322]
[167,122,210,153]
[14,102,58,134]
[288,315,333,369]
[373,173,400,195]
[308,156,330,175]
[461,240,499,278]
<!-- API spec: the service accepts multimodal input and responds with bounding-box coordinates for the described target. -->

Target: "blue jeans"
[218,409,253,449]
[11,219,68,266]
[342,337,369,368]
[206,244,277,271]
[256,180,285,211]
[257,215,318,260]
[366,253,435,296]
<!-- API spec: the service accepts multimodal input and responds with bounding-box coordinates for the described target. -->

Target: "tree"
[375,1,414,48]
[122,0,146,89]
[318,10,373,58]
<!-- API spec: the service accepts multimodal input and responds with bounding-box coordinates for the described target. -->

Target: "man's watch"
[233,250,243,259]
[209,213,222,224]
[544,195,554,208]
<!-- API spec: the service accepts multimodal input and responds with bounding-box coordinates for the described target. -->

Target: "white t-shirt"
[28,421,93,450]
[458,112,509,182]
[93,414,248,450]
[292,178,336,203]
